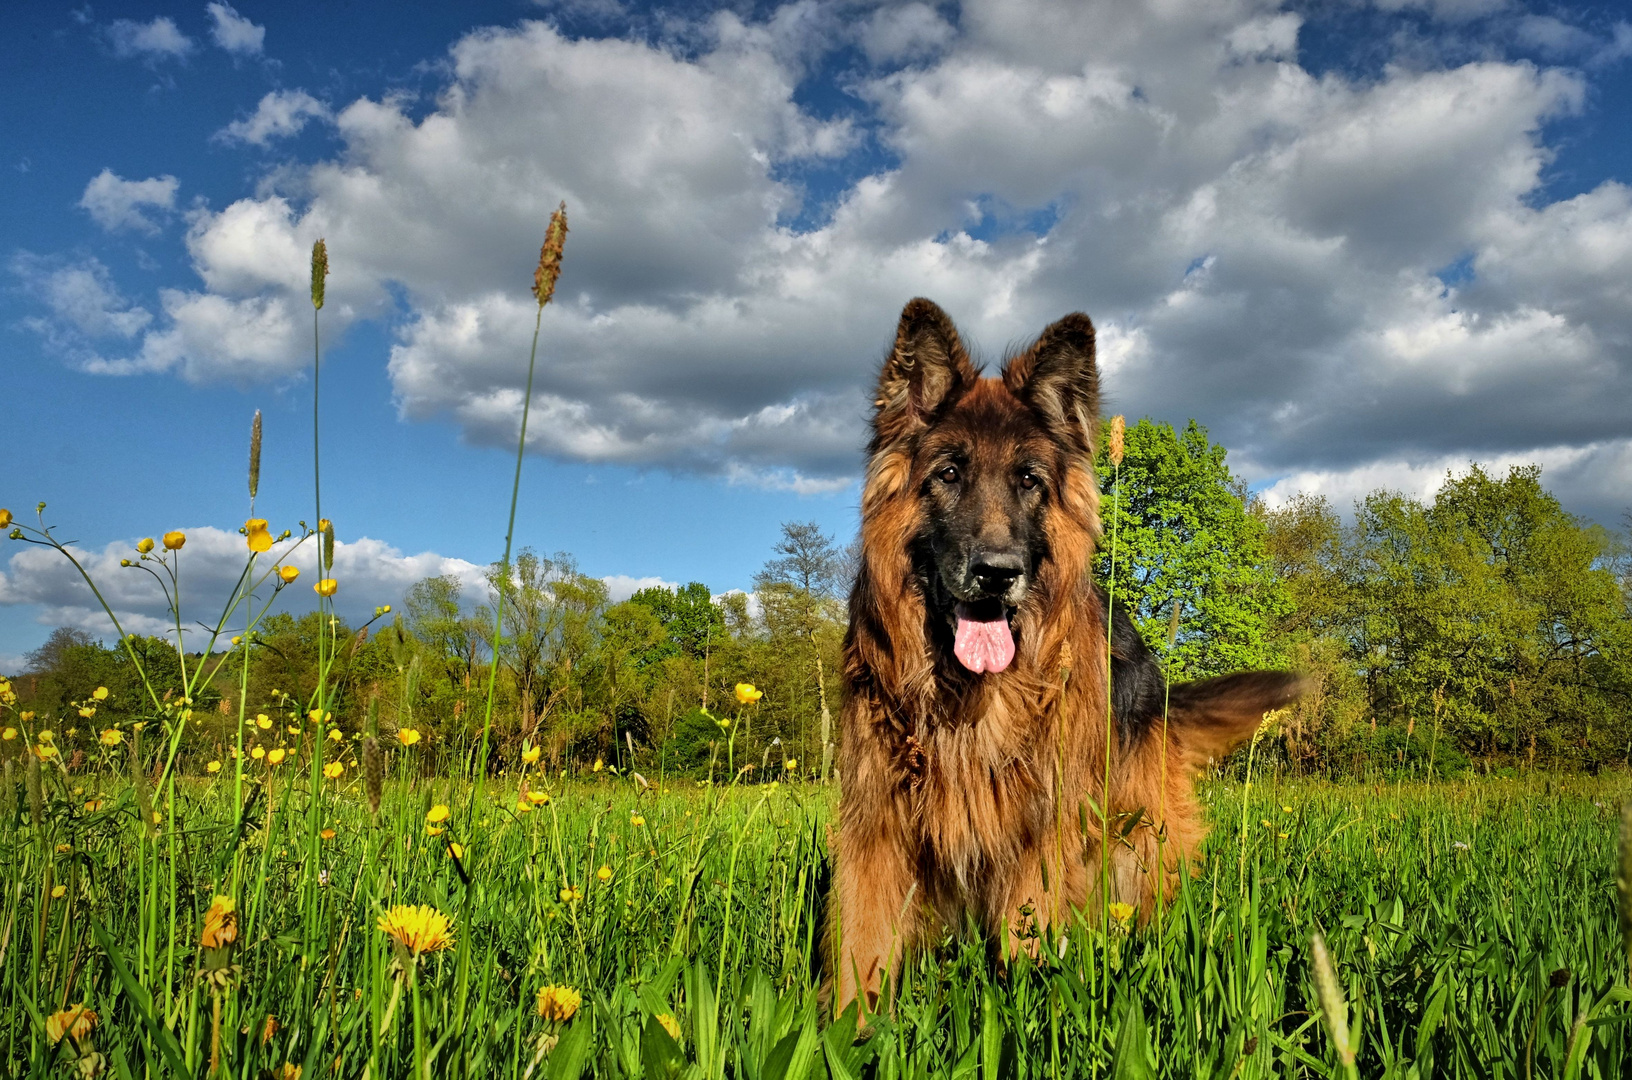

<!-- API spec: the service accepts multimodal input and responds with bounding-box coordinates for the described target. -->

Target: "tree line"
[8,417,1630,777]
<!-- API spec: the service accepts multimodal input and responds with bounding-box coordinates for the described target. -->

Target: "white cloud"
[78,169,179,234]
[215,90,330,146]
[105,16,195,61]
[10,254,153,345]
[0,528,486,645]
[603,574,680,602]
[206,2,265,55]
[52,1,1632,519]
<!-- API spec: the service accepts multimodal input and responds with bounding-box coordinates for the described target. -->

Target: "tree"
[754,521,846,780]
[628,582,725,659]
[1094,418,1289,677]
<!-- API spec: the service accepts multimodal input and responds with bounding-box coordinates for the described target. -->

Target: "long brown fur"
[827,298,1305,1016]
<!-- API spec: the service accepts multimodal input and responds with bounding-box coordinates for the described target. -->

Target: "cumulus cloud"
[11,254,153,344]
[50,0,1632,520]
[215,90,330,146]
[105,16,195,61]
[603,574,680,602]
[0,528,486,645]
[78,169,180,234]
[206,2,265,55]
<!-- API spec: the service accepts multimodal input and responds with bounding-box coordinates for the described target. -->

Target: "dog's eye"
[1019,471,1039,491]
[937,465,960,484]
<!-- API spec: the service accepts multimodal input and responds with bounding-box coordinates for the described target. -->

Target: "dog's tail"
[1164,671,1309,762]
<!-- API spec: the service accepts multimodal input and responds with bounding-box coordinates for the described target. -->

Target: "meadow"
[4,758,1631,1078]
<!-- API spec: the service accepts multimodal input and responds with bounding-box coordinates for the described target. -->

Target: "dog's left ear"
[1003,313,1099,452]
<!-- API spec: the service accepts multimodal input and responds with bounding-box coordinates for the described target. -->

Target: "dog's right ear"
[872,298,978,446]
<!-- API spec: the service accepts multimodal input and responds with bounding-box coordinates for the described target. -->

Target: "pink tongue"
[953,610,1015,673]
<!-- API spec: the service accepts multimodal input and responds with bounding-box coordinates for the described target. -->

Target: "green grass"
[5,766,1630,1078]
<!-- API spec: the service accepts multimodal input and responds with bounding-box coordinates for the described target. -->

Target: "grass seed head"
[310,239,328,310]
[248,409,263,500]
[129,728,156,838]
[26,751,43,827]
[362,736,383,816]
[1108,414,1125,467]
[1618,802,1632,972]
[1,757,14,823]
[532,202,568,308]
[1310,932,1354,1066]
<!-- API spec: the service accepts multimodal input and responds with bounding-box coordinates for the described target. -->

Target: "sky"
[3,0,1631,671]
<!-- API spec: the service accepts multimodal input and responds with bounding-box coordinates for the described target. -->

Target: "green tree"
[628,582,724,660]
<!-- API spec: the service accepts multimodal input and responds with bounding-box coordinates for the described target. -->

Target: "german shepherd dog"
[827,298,1304,1014]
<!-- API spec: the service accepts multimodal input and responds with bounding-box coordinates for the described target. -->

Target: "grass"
[3,766,1631,1077]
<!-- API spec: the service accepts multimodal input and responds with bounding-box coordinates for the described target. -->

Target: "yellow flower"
[318,518,332,533]
[734,683,763,705]
[51,884,67,899]
[426,804,450,824]
[655,1013,682,1042]
[536,985,582,1023]
[1281,805,1294,814]
[398,728,421,747]
[77,705,94,719]
[313,578,338,597]
[321,828,336,840]
[84,799,104,811]
[558,886,581,903]
[92,686,109,701]
[448,842,465,859]
[245,519,273,553]
[278,565,300,583]
[0,508,10,529]
[323,761,344,779]
[1108,902,1135,925]
[276,1065,301,1080]
[328,728,342,741]
[515,801,532,814]
[267,748,287,765]
[377,904,455,955]
[427,825,445,836]
[286,724,300,734]
[45,1005,97,1044]
[592,758,603,772]
[1260,818,1273,829]
[136,537,154,554]
[596,864,611,882]
[163,530,186,551]
[527,790,549,805]
[201,895,238,948]
[630,813,645,827]
[56,843,73,854]
[252,746,266,760]
[1278,832,1290,840]
[99,728,123,746]
[522,744,541,764]
[256,714,272,729]
[1,728,13,741]
[207,760,222,774]
[785,758,797,771]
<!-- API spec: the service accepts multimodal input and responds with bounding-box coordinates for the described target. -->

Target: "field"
[6,760,1631,1079]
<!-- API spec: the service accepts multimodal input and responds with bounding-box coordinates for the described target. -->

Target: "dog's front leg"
[829,807,919,1020]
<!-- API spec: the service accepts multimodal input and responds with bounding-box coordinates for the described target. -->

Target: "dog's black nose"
[970,551,1024,593]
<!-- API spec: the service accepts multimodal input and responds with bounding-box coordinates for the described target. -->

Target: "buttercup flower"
[136,537,154,554]
[630,813,645,827]
[252,746,266,760]
[1,728,13,741]
[785,758,797,771]
[267,748,287,765]
[78,706,94,719]
[278,565,300,583]
[592,758,603,772]
[313,578,338,597]
[558,886,581,903]
[398,729,421,747]
[206,760,222,773]
[163,531,186,551]
[245,519,273,553]
[377,904,455,955]
[323,761,344,779]
[45,1005,97,1044]
[255,714,272,729]
[596,864,611,882]
[527,790,549,805]
[328,728,342,741]
[448,842,465,859]
[201,895,238,948]
[51,884,67,899]
[522,744,541,764]
[320,828,336,840]
[92,686,108,701]
[734,683,763,705]
[0,509,10,529]
[536,985,582,1023]
[99,729,122,747]
[426,804,450,825]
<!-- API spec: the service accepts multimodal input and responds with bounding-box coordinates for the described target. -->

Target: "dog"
[827,298,1304,1015]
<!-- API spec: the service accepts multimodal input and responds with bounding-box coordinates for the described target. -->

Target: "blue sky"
[4,0,1631,670]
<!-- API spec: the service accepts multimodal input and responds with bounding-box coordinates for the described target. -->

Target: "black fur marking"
[1097,587,1169,749]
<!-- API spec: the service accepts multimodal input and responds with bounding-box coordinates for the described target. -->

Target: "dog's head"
[867,298,1100,674]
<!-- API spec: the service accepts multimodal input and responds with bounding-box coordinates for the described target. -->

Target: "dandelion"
[163,531,186,551]
[207,760,222,773]
[1108,901,1135,925]
[398,728,421,747]
[323,761,344,779]
[522,744,541,764]
[314,578,338,597]
[99,729,122,746]
[596,864,612,882]
[45,1005,97,1044]
[735,683,763,705]
[136,537,154,554]
[245,519,273,553]
[51,884,67,899]
[377,904,455,956]
[201,896,238,948]
[655,1013,682,1042]
[278,565,300,584]
[536,984,581,1023]
[426,804,450,825]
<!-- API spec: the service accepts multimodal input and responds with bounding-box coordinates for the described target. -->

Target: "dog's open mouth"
[951,599,1016,674]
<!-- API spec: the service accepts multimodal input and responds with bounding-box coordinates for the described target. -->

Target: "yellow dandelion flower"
[596,864,611,882]
[245,518,273,553]
[323,761,344,779]
[99,728,123,746]
[136,537,154,554]
[45,1005,97,1044]
[522,744,541,764]
[313,578,338,597]
[734,683,763,705]
[278,565,300,583]
[655,1013,682,1041]
[207,760,222,773]
[377,904,455,955]
[398,728,421,747]
[163,531,186,551]
[426,804,450,824]
[536,985,582,1023]
[201,895,238,948]
[1108,902,1135,925]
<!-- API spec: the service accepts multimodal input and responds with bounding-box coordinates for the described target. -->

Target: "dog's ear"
[1002,313,1099,452]
[873,298,978,446]
[1165,671,1309,762]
